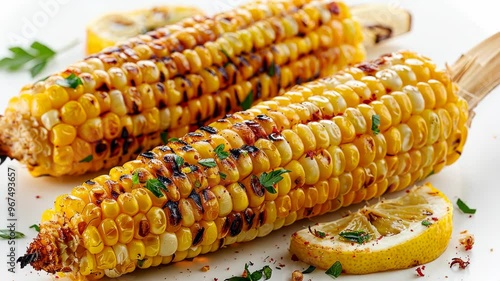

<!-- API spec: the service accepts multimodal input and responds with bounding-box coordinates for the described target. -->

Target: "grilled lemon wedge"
[86,5,203,54]
[289,183,453,274]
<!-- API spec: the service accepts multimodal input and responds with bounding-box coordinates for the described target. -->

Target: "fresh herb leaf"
[224,277,247,281]
[262,265,272,279]
[302,265,316,274]
[309,226,327,238]
[0,229,25,239]
[339,230,371,244]
[214,144,229,160]
[79,154,93,163]
[251,270,263,280]
[168,137,181,142]
[259,169,291,194]
[29,224,40,232]
[457,198,476,214]
[132,172,139,185]
[371,114,381,135]
[421,220,432,227]
[241,90,254,110]
[219,172,227,180]
[325,261,342,279]
[174,155,184,168]
[160,132,168,144]
[137,259,145,267]
[0,41,58,77]
[145,179,166,198]
[268,61,276,76]
[56,73,83,89]
[194,180,201,188]
[199,158,217,168]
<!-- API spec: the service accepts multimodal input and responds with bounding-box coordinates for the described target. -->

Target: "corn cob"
[0,0,367,177]
[18,50,473,280]
[86,5,204,54]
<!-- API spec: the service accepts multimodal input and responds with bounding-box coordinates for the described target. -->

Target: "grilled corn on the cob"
[0,0,367,177]
[86,5,204,54]
[19,50,472,279]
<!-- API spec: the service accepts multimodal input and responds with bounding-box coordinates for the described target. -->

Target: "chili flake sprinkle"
[450,257,470,269]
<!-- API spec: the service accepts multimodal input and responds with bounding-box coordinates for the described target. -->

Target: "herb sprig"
[457,198,476,214]
[259,169,290,194]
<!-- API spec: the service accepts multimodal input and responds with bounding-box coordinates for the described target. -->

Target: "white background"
[0,1,499,281]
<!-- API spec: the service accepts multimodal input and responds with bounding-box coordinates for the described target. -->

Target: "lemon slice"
[86,6,203,54]
[289,183,453,274]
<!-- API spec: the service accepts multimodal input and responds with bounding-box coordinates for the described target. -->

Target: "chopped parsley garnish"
[421,220,432,227]
[214,144,229,160]
[224,263,272,281]
[199,158,217,168]
[79,154,93,163]
[457,198,476,214]
[259,169,290,194]
[168,137,181,142]
[160,132,168,144]
[145,179,166,198]
[56,73,83,89]
[132,171,140,185]
[29,224,40,232]
[302,265,316,274]
[241,90,254,110]
[325,261,342,279]
[371,114,381,135]
[0,41,57,77]
[0,229,25,239]
[309,226,326,238]
[174,155,184,168]
[219,172,227,180]
[339,230,371,244]
[268,61,276,76]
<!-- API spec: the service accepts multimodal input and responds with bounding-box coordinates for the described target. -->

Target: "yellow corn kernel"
[178,199,195,227]
[53,146,74,166]
[117,193,139,216]
[334,85,359,108]
[83,225,104,254]
[115,214,134,244]
[131,189,153,214]
[227,183,249,212]
[96,246,117,270]
[78,118,104,143]
[344,108,367,135]
[353,135,376,167]
[99,218,119,246]
[429,79,448,108]
[275,195,291,218]
[61,100,87,126]
[281,129,304,161]
[50,123,77,147]
[143,235,160,257]
[383,127,402,156]
[392,91,413,123]
[200,221,218,246]
[376,68,403,91]
[340,143,360,172]
[79,251,97,276]
[146,207,167,235]
[175,227,192,252]
[299,154,320,186]
[127,239,146,260]
[159,232,178,257]
[397,124,415,152]
[351,167,366,192]
[101,199,120,219]
[322,91,348,116]
[421,109,441,145]
[55,194,85,218]
[339,172,353,195]
[31,92,52,118]
[41,109,61,130]
[284,160,306,189]
[333,115,356,144]
[254,139,281,169]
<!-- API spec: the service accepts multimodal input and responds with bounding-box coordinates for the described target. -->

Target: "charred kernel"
[163,201,182,228]
[228,212,243,237]
[200,126,218,134]
[140,151,156,159]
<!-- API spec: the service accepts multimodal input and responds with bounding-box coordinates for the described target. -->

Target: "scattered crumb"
[291,254,299,262]
[490,248,494,252]
[445,276,448,278]
[201,265,210,272]
[292,270,304,281]
[459,230,475,251]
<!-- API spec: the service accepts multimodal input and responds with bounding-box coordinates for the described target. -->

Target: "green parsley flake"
[79,154,93,163]
[56,73,83,89]
[214,144,229,160]
[145,179,166,198]
[371,114,381,135]
[199,158,217,168]
[457,198,476,214]
[259,169,291,194]
[241,90,254,110]
[325,261,342,279]
[29,224,40,232]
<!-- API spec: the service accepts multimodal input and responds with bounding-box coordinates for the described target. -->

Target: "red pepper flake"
[416,266,425,277]
[36,195,41,199]
[357,62,379,75]
[431,217,438,221]
[459,231,474,251]
[214,279,219,281]
[291,254,299,261]
[279,263,286,268]
[306,151,315,159]
[450,257,470,269]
